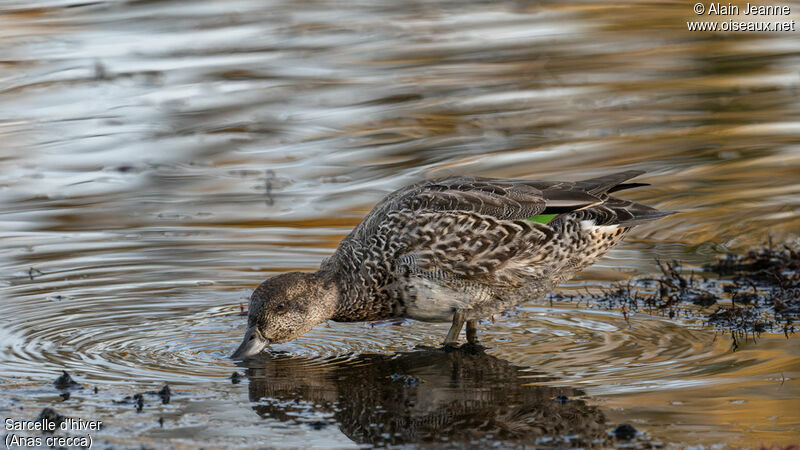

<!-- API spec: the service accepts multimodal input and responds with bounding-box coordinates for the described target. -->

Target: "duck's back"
[323,171,672,322]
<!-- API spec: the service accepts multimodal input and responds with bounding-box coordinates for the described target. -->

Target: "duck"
[232,170,672,358]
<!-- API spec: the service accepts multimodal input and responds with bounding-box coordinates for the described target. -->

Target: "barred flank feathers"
[319,172,672,321]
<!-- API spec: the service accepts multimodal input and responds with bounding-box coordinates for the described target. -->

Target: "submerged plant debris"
[37,407,64,433]
[53,370,82,391]
[568,243,800,348]
[114,384,172,412]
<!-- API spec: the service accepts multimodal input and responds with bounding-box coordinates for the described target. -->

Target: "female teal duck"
[232,170,672,358]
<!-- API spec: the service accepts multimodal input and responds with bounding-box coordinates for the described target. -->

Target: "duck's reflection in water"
[241,346,607,446]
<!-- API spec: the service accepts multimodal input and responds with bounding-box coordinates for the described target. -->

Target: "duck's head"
[231,272,338,359]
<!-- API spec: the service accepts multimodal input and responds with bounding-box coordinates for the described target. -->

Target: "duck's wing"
[390,175,605,220]
[386,209,554,287]
[351,170,652,240]
[330,171,668,289]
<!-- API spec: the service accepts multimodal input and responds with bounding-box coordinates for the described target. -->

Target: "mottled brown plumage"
[232,170,672,358]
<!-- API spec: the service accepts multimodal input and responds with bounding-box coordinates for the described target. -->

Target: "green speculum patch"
[526,214,558,224]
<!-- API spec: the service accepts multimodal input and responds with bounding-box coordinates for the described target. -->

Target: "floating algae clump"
[574,242,799,348]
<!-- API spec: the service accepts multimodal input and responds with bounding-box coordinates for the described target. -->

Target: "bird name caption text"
[4,417,100,449]
[689,3,796,32]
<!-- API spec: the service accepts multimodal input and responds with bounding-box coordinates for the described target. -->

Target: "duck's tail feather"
[578,170,646,196]
[607,182,650,193]
[604,197,676,226]
[570,171,675,226]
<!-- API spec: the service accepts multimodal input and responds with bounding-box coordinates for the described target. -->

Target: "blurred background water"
[1,0,799,447]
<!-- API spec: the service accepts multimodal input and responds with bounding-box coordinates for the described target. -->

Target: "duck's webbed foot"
[466,319,479,344]
[443,310,465,346]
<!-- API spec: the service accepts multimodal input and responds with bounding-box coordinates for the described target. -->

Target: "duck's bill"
[231,326,269,359]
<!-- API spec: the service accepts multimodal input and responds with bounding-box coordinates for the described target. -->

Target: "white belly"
[404,277,471,322]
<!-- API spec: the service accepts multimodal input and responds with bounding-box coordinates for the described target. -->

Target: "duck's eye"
[274,302,288,314]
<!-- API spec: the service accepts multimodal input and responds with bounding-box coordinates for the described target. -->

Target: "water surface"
[1,0,799,447]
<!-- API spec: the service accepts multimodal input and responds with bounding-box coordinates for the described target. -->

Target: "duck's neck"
[311,268,342,322]
[316,244,350,321]
[324,273,400,322]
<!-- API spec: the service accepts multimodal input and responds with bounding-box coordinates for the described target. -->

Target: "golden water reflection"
[1,0,799,447]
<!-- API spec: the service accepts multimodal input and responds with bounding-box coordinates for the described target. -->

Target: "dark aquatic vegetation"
[691,291,718,307]
[308,421,328,430]
[36,408,64,433]
[53,370,82,391]
[612,423,638,441]
[157,384,171,404]
[233,171,672,358]
[581,243,800,345]
[114,385,171,412]
[133,393,144,412]
[705,244,800,278]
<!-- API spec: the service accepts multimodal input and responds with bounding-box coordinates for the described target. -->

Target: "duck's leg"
[444,310,465,346]
[465,320,478,344]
